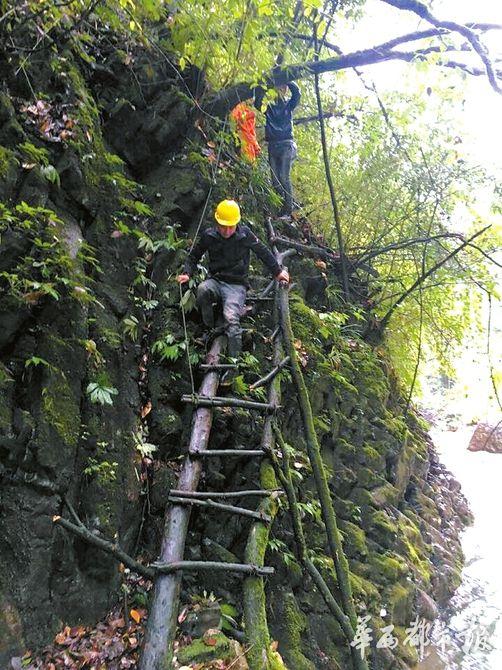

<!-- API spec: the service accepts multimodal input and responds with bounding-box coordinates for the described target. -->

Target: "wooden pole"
[278,287,357,626]
[181,395,278,412]
[167,496,272,523]
[168,489,280,499]
[243,292,283,670]
[152,561,274,577]
[53,516,155,579]
[139,337,224,670]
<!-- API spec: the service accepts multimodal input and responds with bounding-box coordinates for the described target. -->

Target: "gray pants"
[197,278,247,358]
[268,139,297,215]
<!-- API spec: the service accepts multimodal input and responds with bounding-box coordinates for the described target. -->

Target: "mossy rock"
[177,631,231,664]
[385,583,415,626]
[0,145,18,200]
[333,437,357,464]
[394,625,420,666]
[366,553,408,584]
[348,486,375,509]
[348,569,380,606]
[340,520,368,559]
[331,495,362,524]
[272,590,315,670]
[357,444,386,472]
[356,466,387,490]
[370,482,400,508]
[364,509,398,548]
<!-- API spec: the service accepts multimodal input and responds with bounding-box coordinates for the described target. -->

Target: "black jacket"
[183,224,281,286]
[256,82,301,143]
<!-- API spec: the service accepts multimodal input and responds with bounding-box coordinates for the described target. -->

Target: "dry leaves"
[24,575,152,669]
[20,99,77,143]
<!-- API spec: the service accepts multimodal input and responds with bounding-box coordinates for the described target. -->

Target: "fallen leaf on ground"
[129,609,141,624]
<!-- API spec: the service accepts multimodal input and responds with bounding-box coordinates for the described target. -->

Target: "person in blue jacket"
[256,81,301,219]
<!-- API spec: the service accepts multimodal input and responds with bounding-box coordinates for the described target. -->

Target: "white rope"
[188,119,228,253]
[179,282,196,395]
[178,119,230,392]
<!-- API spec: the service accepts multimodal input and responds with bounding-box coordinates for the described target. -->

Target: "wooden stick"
[53,516,155,579]
[152,561,274,577]
[168,496,271,523]
[191,449,265,458]
[278,286,358,628]
[270,427,355,644]
[199,363,238,370]
[249,356,290,390]
[169,489,281,499]
[271,235,341,262]
[182,395,278,412]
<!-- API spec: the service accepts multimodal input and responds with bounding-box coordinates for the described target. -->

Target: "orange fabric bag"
[230,102,261,162]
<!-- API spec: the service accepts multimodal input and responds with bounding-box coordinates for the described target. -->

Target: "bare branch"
[381,0,502,94]
[379,226,491,330]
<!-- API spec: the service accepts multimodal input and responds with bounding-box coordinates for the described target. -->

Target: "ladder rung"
[168,496,271,523]
[199,363,238,370]
[169,489,282,499]
[191,449,265,458]
[182,395,278,412]
[151,560,274,576]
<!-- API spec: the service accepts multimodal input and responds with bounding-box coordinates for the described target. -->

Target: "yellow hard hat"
[214,199,241,227]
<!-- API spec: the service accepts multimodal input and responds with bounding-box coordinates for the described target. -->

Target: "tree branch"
[207,23,502,116]
[379,226,491,330]
[381,0,502,94]
[53,515,155,579]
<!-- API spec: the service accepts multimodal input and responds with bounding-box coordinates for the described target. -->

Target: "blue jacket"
[257,82,301,143]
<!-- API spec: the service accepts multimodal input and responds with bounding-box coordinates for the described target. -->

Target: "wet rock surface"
[0,26,471,670]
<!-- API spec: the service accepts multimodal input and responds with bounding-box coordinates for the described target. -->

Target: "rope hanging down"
[179,120,229,394]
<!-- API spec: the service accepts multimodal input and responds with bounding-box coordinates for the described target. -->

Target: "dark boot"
[227,333,242,360]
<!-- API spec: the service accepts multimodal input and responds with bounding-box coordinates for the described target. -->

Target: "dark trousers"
[268,139,297,215]
[197,278,247,358]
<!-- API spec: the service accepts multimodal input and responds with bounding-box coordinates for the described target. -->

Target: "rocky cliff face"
[0,27,470,670]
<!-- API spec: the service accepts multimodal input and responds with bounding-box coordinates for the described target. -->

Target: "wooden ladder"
[139,335,281,669]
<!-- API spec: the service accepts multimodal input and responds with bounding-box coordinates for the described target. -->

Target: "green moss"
[41,376,80,447]
[365,509,398,548]
[0,145,18,178]
[394,625,419,666]
[351,345,390,404]
[278,592,315,670]
[341,521,368,559]
[349,570,380,606]
[358,444,385,471]
[0,390,11,432]
[261,460,278,492]
[177,633,231,664]
[386,583,414,626]
[370,482,400,507]
[269,649,289,670]
[289,296,325,361]
[367,553,408,583]
[357,467,386,489]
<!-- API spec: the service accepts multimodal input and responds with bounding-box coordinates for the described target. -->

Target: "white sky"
[333,1,502,413]
[336,0,502,172]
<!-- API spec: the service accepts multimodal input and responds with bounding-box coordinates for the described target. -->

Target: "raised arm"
[287,82,301,111]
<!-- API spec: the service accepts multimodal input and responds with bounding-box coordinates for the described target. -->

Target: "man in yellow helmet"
[177,200,289,366]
